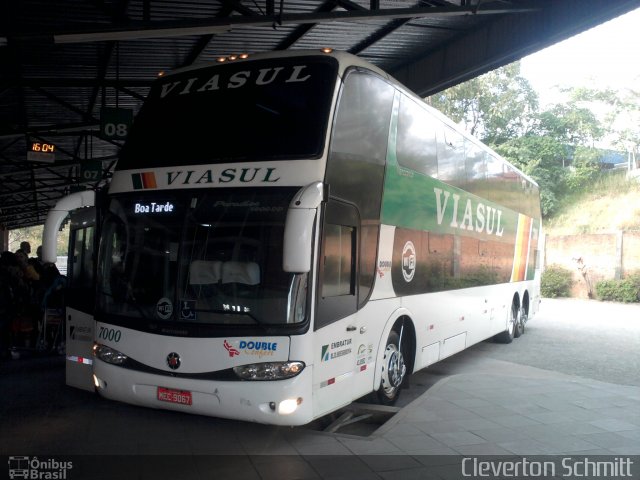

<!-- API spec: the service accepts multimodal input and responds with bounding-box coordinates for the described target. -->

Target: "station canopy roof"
[1,0,638,230]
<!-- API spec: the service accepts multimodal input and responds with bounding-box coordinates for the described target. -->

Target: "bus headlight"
[93,343,128,366]
[233,361,305,380]
[278,397,303,415]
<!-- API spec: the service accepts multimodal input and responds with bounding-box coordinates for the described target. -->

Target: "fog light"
[278,397,302,415]
[93,374,106,389]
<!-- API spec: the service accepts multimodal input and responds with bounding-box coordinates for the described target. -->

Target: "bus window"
[465,140,486,181]
[70,226,94,288]
[327,69,393,306]
[67,208,97,314]
[465,141,488,197]
[397,94,437,177]
[118,57,338,169]
[316,200,359,329]
[485,154,506,205]
[437,126,465,187]
[329,70,393,170]
[322,224,355,297]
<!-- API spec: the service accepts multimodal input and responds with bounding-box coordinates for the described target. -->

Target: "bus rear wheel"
[514,306,525,338]
[494,302,518,344]
[376,330,407,405]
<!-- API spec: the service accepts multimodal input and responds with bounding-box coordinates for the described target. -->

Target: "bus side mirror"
[283,182,324,273]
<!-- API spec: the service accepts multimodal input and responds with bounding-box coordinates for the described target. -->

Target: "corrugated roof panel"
[202,26,302,56]
[291,21,382,52]
[126,0,225,20]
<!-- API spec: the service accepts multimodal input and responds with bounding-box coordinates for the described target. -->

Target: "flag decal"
[132,172,158,189]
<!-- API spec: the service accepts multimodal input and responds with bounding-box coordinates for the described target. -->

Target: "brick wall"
[544,231,640,298]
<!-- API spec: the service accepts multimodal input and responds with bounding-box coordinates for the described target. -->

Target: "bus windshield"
[117,56,338,169]
[96,188,308,327]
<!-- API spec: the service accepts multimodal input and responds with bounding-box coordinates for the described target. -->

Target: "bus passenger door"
[314,200,359,416]
[65,208,97,392]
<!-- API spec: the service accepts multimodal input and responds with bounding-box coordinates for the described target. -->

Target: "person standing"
[20,241,32,256]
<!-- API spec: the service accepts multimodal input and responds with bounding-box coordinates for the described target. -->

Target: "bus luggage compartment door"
[65,307,95,392]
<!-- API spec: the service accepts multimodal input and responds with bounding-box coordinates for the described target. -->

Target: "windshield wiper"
[194,308,267,325]
[256,103,280,116]
[98,289,152,320]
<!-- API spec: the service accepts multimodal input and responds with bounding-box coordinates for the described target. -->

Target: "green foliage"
[543,169,640,233]
[595,276,640,303]
[8,224,70,257]
[565,146,602,192]
[428,62,538,143]
[541,265,574,298]
[428,66,640,221]
[495,136,567,216]
[537,103,604,146]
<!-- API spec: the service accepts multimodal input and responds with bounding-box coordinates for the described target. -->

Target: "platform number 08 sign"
[100,107,133,140]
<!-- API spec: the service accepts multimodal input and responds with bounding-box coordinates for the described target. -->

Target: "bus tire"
[494,302,517,344]
[514,306,526,338]
[376,330,407,405]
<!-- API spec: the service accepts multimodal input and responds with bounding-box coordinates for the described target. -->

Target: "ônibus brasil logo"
[8,456,73,479]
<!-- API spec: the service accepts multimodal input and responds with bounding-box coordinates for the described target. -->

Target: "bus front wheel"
[376,330,407,405]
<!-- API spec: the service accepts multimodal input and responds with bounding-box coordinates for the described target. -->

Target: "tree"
[495,136,567,216]
[428,64,637,218]
[428,62,539,144]
[566,146,601,191]
[537,89,604,148]
[8,224,70,257]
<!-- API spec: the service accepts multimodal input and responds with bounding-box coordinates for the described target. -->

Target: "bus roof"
[161,48,392,83]
[147,48,539,190]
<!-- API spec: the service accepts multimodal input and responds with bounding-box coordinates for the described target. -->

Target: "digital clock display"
[30,142,56,153]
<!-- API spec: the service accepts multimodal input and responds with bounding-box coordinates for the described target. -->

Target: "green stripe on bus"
[381,163,520,244]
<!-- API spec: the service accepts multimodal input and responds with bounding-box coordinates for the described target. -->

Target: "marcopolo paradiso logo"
[8,456,73,480]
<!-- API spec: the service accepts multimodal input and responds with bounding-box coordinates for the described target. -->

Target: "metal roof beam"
[349,16,412,55]
[0,154,117,179]
[29,86,95,122]
[180,3,241,67]
[1,3,539,44]
[1,78,152,88]
[276,0,340,50]
[1,208,57,223]
[0,196,67,211]
[218,0,261,17]
[77,0,131,162]
[0,180,76,198]
[0,121,100,140]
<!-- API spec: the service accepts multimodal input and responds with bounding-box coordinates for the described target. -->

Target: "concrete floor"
[1,298,639,479]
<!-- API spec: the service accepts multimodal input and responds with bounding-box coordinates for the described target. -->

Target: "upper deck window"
[118,56,338,170]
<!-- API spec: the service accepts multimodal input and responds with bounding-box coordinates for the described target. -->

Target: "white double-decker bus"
[44,49,541,426]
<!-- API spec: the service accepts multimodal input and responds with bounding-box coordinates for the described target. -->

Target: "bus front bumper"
[93,359,314,426]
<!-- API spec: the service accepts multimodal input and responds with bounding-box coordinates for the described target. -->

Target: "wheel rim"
[381,343,406,399]
[514,306,523,336]
[508,308,516,336]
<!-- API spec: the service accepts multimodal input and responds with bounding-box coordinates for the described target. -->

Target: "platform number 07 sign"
[100,107,133,140]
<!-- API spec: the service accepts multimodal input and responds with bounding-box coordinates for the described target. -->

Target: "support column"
[0,228,8,252]
[615,230,623,280]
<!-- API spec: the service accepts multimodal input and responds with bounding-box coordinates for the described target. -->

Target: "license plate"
[157,387,192,406]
